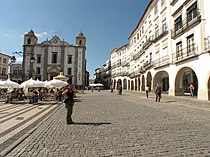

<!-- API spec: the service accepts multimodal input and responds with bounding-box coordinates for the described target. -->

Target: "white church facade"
[22,30,86,88]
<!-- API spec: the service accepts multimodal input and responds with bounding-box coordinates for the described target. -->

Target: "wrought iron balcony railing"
[129,71,139,78]
[133,49,144,60]
[143,60,153,70]
[204,36,210,51]
[139,66,146,74]
[172,44,198,63]
[153,25,169,43]
[143,37,153,50]
[153,55,170,68]
[171,10,201,39]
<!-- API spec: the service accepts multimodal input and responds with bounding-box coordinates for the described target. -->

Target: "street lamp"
[29,56,36,79]
[8,56,16,80]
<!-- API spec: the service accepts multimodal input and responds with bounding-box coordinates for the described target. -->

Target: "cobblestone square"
[2,90,210,157]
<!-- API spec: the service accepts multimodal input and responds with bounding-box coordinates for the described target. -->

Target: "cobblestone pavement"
[0,101,61,153]
[2,90,210,157]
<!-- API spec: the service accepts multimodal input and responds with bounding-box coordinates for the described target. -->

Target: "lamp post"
[8,56,16,80]
[29,56,36,79]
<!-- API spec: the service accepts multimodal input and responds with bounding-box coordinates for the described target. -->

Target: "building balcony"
[111,73,116,77]
[121,61,129,67]
[139,66,146,74]
[133,49,144,60]
[117,62,121,67]
[129,71,139,78]
[204,36,210,52]
[143,37,153,50]
[153,55,170,69]
[111,64,117,69]
[172,44,198,63]
[171,11,201,39]
[153,25,169,43]
[143,60,153,70]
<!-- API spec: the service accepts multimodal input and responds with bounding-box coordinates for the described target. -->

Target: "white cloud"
[35,32,48,37]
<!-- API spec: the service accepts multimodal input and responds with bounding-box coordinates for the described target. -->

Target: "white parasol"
[44,78,68,88]
[2,79,19,88]
[20,78,44,89]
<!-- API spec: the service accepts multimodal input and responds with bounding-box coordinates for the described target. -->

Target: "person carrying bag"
[62,85,75,125]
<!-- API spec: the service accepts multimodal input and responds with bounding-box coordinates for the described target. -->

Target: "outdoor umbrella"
[3,79,19,88]
[20,78,44,89]
[53,72,68,82]
[44,78,68,88]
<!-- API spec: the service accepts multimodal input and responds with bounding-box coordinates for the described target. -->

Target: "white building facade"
[22,30,86,87]
[111,0,210,100]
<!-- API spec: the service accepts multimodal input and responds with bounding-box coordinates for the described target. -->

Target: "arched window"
[79,40,82,45]
[27,38,31,44]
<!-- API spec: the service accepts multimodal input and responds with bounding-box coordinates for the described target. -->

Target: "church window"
[68,68,72,75]
[68,55,72,64]
[27,38,31,44]
[52,52,57,63]
[79,40,82,45]
[36,67,41,74]
[37,55,41,63]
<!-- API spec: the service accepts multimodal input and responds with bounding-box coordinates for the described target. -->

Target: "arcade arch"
[175,67,198,96]
[146,72,152,91]
[154,71,169,92]
[141,75,145,91]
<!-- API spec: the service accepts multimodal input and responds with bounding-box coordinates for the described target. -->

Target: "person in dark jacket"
[62,85,75,125]
[155,83,162,102]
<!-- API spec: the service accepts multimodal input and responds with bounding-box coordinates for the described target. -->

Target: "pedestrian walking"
[117,84,122,95]
[110,85,113,93]
[145,85,149,98]
[188,83,195,96]
[155,83,162,102]
[62,85,75,125]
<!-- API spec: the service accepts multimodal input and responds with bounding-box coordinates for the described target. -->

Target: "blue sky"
[0,0,149,79]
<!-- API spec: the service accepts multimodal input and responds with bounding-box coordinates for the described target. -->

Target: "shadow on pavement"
[162,100,177,103]
[72,122,111,126]
[74,99,82,102]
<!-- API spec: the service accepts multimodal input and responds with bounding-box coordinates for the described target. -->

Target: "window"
[27,38,31,44]
[68,55,72,64]
[187,2,198,22]
[187,34,194,55]
[155,24,159,38]
[0,57,2,63]
[163,46,168,56]
[68,68,72,75]
[154,3,158,14]
[3,58,6,64]
[175,15,182,31]
[13,70,17,75]
[68,77,72,84]
[134,37,136,43]
[18,69,22,75]
[137,33,139,40]
[52,52,57,63]
[36,67,40,74]
[2,68,6,76]
[150,53,152,62]
[79,40,82,45]
[37,55,41,63]
[176,42,182,58]
[161,0,166,7]
[162,18,167,33]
